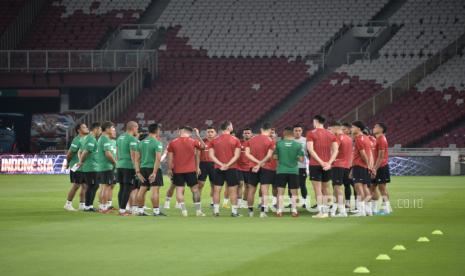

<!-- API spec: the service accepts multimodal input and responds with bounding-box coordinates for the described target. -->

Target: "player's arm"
[328,141,339,165]
[104,150,116,166]
[359,149,372,170]
[245,147,261,164]
[167,152,174,176]
[209,148,225,167]
[193,128,206,149]
[195,149,201,174]
[260,149,274,165]
[306,141,326,167]
[66,149,74,168]
[224,147,240,168]
[374,149,384,171]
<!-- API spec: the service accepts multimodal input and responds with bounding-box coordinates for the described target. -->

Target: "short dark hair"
[342,122,351,128]
[180,125,193,132]
[351,120,366,131]
[242,127,252,132]
[313,114,326,124]
[148,123,161,134]
[74,122,84,134]
[283,126,294,136]
[362,128,372,136]
[139,133,148,141]
[329,121,342,127]
[90,122,101,131]
[220,121,232,131]
[206,126,216,131]
[293,124,303,130]
[375,122,388,134]
[101,121,114,131]
[261,122,272,130]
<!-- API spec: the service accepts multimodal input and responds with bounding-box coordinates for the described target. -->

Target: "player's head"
[351,121,366,135]
[74,122,89,135]
[362,127,372,136]
[220,121,233,133]
[270,128,276,139]
[260,122,272,135]
[148,123,161,136]
[179,125,193,137]
[138,129,148,141]
[206,126,217,139]
[126,121,138,136]
[283,127,294,139]
[313,114,326,128]
[101,121,115,135]
[373,122,387,135]
[242,127,253,140]
[293,124,303,138]
[328,121,342,135]
[342,122,352,135]
[110,126,117,139]
[90,122,102,136]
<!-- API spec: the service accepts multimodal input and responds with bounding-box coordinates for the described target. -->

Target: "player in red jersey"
[364,128,379,214]
[306,115,338,218]
[237,128,254,208]
[245,123,275,217]
[342,122,356,210]
[328,121,352,217]
[167,126,206,217]
[372,122,392,214]
[197,126,217,206]
[269,127,279,211]
[209,121,242,217]
[350,121,374,217]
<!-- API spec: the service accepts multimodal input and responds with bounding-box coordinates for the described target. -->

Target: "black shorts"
[117,168,135,185]
[309,165,331,182]
[298,168,307,185]
[352,166,371,185]
[83,172,98,186]
[69,171,84,184]
[275,173,299,189]
[97,170,115,185]
[140,168,164,188]
[237,170,251,184]
[374,165,391,184]
[343,168,354,186]
[198,161,216,182]
[214,168,239,187]
[248,168,275,186]
[332,167,349,186]
[173,172,198,187]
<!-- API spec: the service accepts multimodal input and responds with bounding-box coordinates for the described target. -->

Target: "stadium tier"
[367,54,465,147]
[0,0,25,34]
[155,0,388,57]
[119,29,314,130]
[18,0,151,49]
[423,123,465,148]
[274,72,384,129]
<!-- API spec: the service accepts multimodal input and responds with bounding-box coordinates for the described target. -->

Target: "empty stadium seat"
[0,0,26,34]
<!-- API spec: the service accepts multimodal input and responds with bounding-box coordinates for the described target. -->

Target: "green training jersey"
[116,132,138,169]
[81,134,99,172]
[68,135,84,170]
[139,136,163,169]
[96,134,116,172]
[275,139,304,175]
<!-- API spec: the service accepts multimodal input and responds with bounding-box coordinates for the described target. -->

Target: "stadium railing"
[0,50,156,73]
[0,0,46,50]
[340,31,465,123]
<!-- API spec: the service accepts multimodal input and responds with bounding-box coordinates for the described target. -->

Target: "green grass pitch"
[0,175,464,276]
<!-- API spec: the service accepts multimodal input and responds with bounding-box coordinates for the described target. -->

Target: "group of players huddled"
[64,115,391,218]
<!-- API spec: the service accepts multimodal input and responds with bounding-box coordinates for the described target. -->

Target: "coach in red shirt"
[209,121,242,217]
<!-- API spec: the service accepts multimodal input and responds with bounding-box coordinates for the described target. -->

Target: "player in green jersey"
[96,121,117,213]
[64,123,89,211]
[116,121,139,216]
[273,127,304,217]
[78,122,102,212]
[134,123,164,216]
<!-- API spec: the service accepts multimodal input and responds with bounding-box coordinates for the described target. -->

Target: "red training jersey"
[306,128,337,166]
[352,134,372,168]
[375,134,389,167]
[210,133,241,169]
[237,139,253,171]
[333,134,353,169]
[167,137,203,173]
[244,134,275,171]
[199,138,214,162]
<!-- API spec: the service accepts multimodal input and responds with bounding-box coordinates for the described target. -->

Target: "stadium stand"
[155,0,388,57]
[274,72,384,129]
[337,0,465,87]
[18,0,151,49]
[0,0,25,34]
[119,29,313,130]
[423,124,465,148]
[368,54,465,146]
